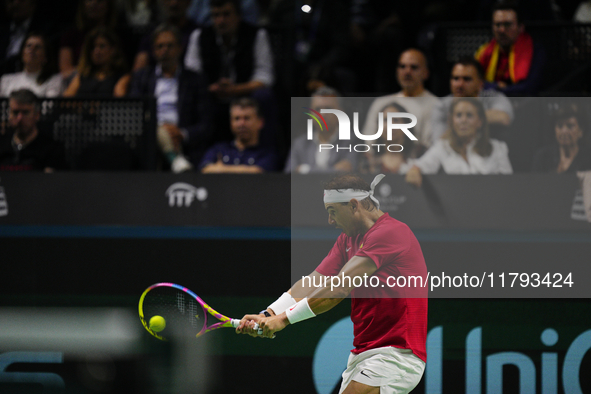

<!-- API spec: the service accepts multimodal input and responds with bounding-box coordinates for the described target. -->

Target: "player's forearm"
[308,296,346,315]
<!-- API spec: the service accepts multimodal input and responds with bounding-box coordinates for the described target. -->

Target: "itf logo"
[303,107,418,153]
[166,183,208,208]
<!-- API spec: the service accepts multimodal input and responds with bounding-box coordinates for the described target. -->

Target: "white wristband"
[267,292,296,315]
[285,298,316,324]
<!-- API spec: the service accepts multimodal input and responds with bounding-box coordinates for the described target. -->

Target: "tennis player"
[237,173,428,394]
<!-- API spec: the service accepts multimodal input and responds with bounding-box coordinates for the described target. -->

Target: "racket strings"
[142,288,206,337]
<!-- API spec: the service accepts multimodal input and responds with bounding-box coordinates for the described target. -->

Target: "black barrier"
[0,98,157,170]
[0,173,589,230]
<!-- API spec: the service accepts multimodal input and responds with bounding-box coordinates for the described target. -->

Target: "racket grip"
[231,319,269,337]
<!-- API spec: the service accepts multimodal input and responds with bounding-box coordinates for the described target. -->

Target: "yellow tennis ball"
[149,315,166,332]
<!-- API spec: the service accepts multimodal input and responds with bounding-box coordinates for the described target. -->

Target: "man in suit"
[129,23,211,172]
[0,0,55,75]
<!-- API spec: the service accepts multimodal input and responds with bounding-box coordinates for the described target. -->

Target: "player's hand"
[258,314,289,339]
[236,314,263,337]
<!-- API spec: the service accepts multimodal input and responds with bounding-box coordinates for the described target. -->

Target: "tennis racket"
[139,282,264,341]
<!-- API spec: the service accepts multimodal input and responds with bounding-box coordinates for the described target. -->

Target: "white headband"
[323,174,386,209]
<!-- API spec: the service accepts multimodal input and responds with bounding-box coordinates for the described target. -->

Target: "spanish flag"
[475,32,534,84]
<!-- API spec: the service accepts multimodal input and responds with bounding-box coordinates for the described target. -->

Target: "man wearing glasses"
[475,0,546,96]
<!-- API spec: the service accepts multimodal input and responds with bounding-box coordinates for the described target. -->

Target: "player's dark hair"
[9,89,40,112]
[454,57,485,81]
[230,97,262,118]
[324,174,377,211]
[210,0,241,14]
[492,0,521,23]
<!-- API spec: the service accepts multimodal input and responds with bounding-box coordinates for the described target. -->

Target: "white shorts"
[339,347,425,394]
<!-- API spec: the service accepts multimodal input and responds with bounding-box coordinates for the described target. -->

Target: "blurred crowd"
[0,0,590,178]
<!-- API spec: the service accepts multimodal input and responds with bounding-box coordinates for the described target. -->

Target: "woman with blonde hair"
[63,27,130,97]
[405,97,512,187]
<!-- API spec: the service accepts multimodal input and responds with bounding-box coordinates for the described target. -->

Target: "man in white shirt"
[362,49,439,155]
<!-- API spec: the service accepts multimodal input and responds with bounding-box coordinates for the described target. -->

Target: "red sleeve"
[315,234,348,276]
[355,221,410,269]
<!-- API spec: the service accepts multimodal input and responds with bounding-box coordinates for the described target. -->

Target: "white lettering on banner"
[165,183,208,208]
[427,327,591,394]
[307,109,418,142]
[317,144,405,153]
[313,322,591,394]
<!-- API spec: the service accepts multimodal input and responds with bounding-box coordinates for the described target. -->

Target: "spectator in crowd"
[362,49,440,156]
[532,104,591,173]
[359,102,422,174]
[0,0,55,75]
[0,89,66,172]
[405,97,513,187]
[59,0,125,81]
[63,27,130,97]
[430,57,513,142]
[129,24,211,172]
[0,32,62,97]
[475,1,546,96]
[200,97,277,173]
[285,87,355,174]
[184,0,275,144]
[267,0,352,97]
[349,0,407,93]
[187,0,259,26]
[132,0,197,71]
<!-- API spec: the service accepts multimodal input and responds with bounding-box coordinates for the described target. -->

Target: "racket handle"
[231,319,271,337]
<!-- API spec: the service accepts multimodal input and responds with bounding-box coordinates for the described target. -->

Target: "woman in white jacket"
[405,97,512,187]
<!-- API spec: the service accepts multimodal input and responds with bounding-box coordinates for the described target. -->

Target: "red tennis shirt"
[315,213,428,362]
